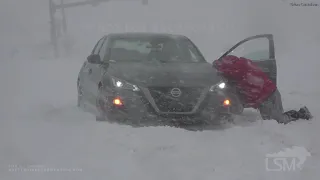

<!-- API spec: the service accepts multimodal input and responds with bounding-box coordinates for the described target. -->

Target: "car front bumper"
[99,86,235,123]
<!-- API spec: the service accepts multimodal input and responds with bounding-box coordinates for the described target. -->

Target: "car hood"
[106,62,222,87]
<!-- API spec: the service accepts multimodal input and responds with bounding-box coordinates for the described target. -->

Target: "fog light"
[223,99,231,106]
[113,98,123,106]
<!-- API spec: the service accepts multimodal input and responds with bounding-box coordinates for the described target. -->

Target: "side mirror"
[87,54,101,64]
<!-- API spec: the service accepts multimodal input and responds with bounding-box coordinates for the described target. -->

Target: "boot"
[298,106,313,120]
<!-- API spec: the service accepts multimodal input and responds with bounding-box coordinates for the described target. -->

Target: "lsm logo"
[265,146,311,172]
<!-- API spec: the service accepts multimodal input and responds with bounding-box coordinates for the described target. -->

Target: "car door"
[218,34,277,106]
[88,36,110,101]
[96,35,110,82]
[83,36,106,104]
[219,34,277,84]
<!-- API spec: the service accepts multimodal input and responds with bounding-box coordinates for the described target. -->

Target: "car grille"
[148,87,203,112]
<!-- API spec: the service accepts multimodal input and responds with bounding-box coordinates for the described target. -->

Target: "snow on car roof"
[107,32,185,39]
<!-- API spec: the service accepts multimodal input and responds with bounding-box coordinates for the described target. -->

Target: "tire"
[95,86,111,122]
[207,113,234,125]
[220,114,235,124]
[77,94,81,107]
[230,102,244,115]
[227,93,244,115]
[96,115,105,121]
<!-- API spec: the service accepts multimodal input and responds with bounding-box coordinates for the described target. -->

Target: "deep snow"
[1,0,320,179]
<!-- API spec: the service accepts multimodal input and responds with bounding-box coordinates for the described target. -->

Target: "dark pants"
[258,89,300,124]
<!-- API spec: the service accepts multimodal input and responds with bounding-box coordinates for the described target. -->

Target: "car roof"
[106,32,186,39]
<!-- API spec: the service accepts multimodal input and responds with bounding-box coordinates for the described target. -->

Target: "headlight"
[209,81,226,92]
[111,77,140,91]
[218,82,226,89]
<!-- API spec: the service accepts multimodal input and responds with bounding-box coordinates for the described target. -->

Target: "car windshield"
[107,36,206,63]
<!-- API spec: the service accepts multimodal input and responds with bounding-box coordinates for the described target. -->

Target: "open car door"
[218,34,277,84]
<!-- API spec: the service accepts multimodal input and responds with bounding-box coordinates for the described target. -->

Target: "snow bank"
[1,53,319,180]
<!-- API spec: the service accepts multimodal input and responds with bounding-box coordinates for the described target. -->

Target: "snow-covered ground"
[1,0,320,179]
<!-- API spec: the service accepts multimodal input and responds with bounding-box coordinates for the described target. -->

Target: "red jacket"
[213,55,276,108]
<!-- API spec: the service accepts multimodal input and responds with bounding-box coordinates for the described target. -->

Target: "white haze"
[1,0,320,179]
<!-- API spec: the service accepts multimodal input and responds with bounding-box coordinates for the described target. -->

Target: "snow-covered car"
[77,33,276,125]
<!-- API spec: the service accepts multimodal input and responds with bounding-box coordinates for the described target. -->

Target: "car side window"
[228,38,269,61]
[243,50,269,60]
[99,37,109,62]
[92,37,105,55]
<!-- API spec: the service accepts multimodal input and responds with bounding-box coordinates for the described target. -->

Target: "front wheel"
[95,87,107,121]
[219,114,235,124]
[96,115,105,121]
[206,113,234,125]
[95,86,116,122]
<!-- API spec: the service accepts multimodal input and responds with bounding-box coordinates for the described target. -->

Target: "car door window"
[218,34,277,86]
[227,38,270,61]
[99,37,109,62]
[92,37,105,55]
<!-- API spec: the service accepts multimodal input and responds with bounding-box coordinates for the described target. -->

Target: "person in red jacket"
[213,55,312,124]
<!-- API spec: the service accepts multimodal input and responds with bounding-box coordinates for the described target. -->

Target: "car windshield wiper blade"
[158,59,168,63]
[147,57,166,64]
